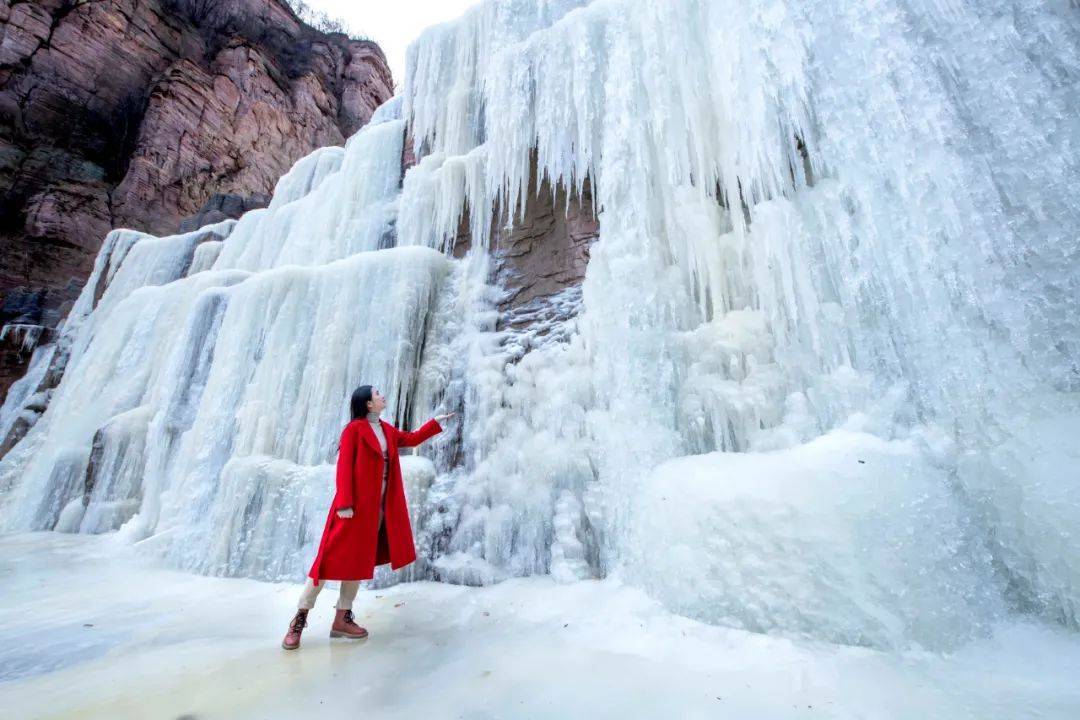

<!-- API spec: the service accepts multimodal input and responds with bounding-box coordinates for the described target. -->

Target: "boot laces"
[343,610,358,626]
[290,610,308,633]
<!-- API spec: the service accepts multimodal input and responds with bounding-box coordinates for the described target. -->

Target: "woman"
[282,385,453,650]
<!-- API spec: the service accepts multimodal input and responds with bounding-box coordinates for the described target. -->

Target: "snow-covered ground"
[2,533,1080,720]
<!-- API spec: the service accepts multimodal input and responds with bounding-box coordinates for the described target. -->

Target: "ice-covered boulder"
[623,429,1005,649]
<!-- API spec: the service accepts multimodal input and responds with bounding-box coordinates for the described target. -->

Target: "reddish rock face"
[489,174,597,332]
[449,154,600,341]
[0,0,393,401]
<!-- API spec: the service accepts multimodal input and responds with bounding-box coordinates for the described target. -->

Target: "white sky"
[304,1,482,90]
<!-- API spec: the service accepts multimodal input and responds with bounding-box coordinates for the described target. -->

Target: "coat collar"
[355,418,391,455]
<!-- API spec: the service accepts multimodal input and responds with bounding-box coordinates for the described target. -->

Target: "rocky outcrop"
[488,173,596,335]
[0,0,393,401]
[446,154,599,349]
[178,192,270,233]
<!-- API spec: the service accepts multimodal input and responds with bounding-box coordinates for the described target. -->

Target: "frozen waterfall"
[0,106,453,581]
[1,0,1079,652]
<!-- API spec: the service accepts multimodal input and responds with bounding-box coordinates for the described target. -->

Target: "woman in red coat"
[282,384,453,650]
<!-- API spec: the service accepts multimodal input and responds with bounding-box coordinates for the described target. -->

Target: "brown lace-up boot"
[330,609,369,639]
[282,608,308,650]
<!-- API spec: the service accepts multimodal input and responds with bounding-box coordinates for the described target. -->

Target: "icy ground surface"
[2,534,1079,720]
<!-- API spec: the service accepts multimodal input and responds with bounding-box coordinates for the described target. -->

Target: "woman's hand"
[434,411,456,424]
[336,507,354,519]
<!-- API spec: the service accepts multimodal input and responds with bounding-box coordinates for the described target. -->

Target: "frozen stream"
[2,533,1080,719]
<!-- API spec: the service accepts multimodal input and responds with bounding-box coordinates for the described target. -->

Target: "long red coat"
[308,417,443,584]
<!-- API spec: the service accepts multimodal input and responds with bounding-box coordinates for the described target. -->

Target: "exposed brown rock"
[490,173,597,324]
[0,0,393,402]
[448,153,599,343]
[178,192,270,233]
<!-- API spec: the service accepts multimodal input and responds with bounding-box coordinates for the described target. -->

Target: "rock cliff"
[0,0,393,400]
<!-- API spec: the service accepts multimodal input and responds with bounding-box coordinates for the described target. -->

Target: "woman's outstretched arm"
[393,415,452,448]
[333,422,358,511]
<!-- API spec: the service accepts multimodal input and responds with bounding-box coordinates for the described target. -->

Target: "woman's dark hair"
[350,385,374,421]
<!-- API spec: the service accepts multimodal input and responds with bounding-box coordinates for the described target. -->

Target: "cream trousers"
[297,578,360,610]
[300,459,388,611]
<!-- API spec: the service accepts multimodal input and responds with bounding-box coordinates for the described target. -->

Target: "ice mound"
[624,429,1005,650]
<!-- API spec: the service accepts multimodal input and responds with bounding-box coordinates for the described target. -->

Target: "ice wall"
[1,0,1078,652]
[0,107,453,582]
[399,0,1080,647]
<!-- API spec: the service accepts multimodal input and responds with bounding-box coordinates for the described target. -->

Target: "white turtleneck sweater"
[366,411,389,527]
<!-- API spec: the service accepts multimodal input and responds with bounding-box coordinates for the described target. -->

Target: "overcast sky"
[304,1,482,90]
